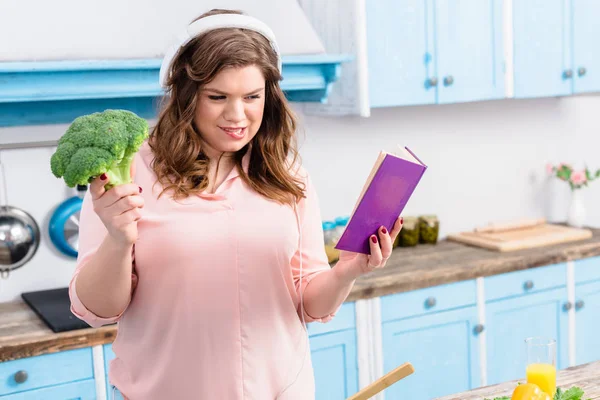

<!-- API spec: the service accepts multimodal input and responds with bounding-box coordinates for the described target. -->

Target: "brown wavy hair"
[149,9,305,205]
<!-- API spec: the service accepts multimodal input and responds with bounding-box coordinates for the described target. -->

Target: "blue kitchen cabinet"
[0,347,95,399]
[435,0,505,104]
[0,380,96,400]
[574,256,600,366]
[380,280,481,399]
[572,0,600,94]
[573,280,600,366]
[512,0,572,98]
[366,0,434,107]
[308,302,359,400]
[366,0,503,108]
[484,264,569,386]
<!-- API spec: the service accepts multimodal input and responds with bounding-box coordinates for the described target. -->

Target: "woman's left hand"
[335,217,404,282]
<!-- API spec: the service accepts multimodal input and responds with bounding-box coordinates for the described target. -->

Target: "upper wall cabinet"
[571,0,600,94]
[366,0,505,108]
[513,0,600,98]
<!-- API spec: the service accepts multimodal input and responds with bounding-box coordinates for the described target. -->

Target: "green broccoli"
[50,109,149,189]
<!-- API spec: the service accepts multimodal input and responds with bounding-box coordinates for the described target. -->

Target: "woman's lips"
[220,127,247,139]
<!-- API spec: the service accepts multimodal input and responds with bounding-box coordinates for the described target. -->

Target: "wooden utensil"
[346,362,415,400]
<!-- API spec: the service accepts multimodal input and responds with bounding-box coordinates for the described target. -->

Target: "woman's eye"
[208,95,225,100]
[246,95,261,100]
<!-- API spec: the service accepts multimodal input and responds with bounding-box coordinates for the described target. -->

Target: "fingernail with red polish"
[139,186,143,193]
[100,173,107,180]
[382,227,387,234]
[371,235,377,243]
[400,217,404,224]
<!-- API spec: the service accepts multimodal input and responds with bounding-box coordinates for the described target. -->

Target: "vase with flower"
[547,163,600,228]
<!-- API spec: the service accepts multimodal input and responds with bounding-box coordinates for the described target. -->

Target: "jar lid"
[322,221,336,231]
[335,216,350,226]
[402,216,418,229]
[419,215,439,226]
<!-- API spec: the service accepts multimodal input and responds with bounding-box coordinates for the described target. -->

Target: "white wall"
[1,95,600,301]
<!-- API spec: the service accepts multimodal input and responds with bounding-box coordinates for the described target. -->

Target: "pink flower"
[546,163,554,175]
[571,170,587,186]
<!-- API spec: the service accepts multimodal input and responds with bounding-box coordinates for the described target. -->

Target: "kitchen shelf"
[0,54,351,127]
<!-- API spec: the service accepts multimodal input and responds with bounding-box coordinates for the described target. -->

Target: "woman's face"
[194,65,266,158]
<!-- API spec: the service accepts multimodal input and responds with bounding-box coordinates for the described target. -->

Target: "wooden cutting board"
[447,219,593,252]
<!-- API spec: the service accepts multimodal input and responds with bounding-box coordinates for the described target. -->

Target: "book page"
[347,151,387,219]
[391,146,420,165]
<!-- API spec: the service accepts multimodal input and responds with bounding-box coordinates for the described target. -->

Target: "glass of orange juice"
[525,337,557,397]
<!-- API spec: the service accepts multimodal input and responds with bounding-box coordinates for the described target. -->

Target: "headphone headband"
[159,14,282,88]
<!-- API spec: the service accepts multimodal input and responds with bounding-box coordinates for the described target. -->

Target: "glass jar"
[418,215,440,244]
[322,221,340,263]
[395,216,419,247]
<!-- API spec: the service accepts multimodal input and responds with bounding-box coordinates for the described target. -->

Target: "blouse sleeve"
[291,170,339,323]
[68,185,138,328]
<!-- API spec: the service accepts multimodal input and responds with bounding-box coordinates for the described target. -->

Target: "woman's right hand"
[88,173,144,247]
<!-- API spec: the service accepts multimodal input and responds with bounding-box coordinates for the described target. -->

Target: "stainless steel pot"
[0,205,40,278]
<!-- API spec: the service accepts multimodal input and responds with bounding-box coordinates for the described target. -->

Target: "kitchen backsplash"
[1,96,600,301]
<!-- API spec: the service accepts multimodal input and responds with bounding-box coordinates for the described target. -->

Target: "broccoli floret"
[50,109,149,189]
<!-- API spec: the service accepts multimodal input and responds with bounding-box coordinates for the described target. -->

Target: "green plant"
[51,109,149,189]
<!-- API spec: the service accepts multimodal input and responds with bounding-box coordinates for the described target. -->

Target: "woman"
[69,8,403,400]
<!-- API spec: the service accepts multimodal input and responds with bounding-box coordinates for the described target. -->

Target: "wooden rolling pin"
[346,362,415,400]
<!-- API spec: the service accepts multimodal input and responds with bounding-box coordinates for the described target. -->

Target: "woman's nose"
[223,99,245,122]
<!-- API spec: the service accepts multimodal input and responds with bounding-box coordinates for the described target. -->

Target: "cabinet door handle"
[563,69,573,79]
[578,67,587,77]
[443,76,454,86]
[14,370,28,384]
[473,324,485,335]
[425,297,437,308]
[575,300,585,310]
[563,302,573,311]
[426,77,438,88]
[523,280,534,290]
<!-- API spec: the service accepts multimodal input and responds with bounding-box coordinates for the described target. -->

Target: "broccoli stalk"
[105,150,137,188]
[50,109,149,189]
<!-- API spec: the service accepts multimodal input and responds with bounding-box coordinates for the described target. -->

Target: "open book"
[334,146,427,254]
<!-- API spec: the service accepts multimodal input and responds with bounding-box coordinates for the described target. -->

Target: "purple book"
[335,146,427,254]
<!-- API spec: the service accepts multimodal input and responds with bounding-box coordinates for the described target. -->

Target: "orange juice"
[526,363,556,396]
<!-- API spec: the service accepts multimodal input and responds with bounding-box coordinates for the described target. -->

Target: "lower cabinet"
[485,287,569,385]
[308,302,359,400]
[380,280,481,399]
[574,257,600,366]
[0,347,95,399]
[0,380,96,400]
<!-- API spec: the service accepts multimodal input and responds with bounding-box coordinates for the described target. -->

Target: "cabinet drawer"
[0,378,96,399]
[484,263,566,302]
[381,280,477,323]
[308,301,355,336]
[575,256,600,285]
[0,348,94,396]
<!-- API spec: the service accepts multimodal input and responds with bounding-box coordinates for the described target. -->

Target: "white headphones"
[159,13,283,88]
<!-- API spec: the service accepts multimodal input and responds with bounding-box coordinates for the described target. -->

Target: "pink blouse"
[69,142,337,399]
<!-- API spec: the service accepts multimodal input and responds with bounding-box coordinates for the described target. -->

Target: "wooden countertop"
[435,361,600,399]
[2,227,600,362]
[347,227,600,301]
[0,301,116,362]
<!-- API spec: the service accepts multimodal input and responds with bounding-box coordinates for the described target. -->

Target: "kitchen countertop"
[2,227,600,362]
[0,300,116,362]
[347,226,600,301]
[435,360,600,399]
